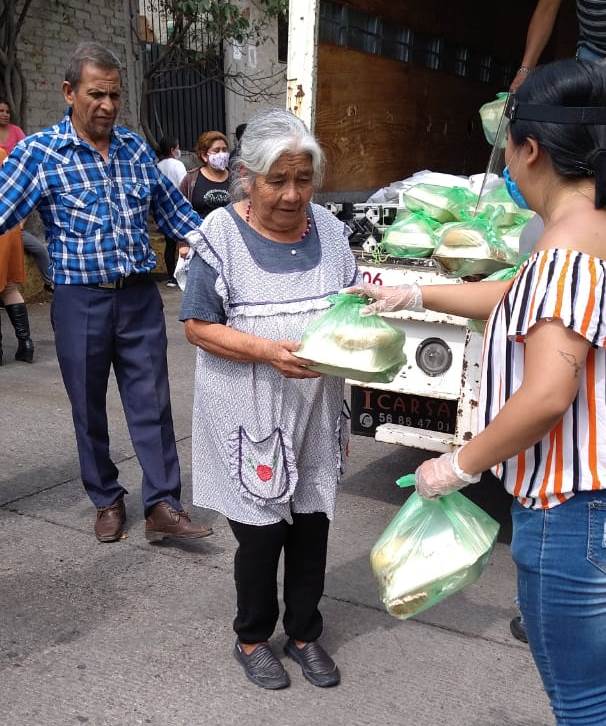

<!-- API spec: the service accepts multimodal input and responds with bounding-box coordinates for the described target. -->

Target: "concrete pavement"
[0,287,553,726]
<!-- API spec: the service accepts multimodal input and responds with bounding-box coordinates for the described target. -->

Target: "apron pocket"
[229,426,298,505]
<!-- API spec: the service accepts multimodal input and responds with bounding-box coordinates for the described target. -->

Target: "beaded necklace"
[245,201,311,241]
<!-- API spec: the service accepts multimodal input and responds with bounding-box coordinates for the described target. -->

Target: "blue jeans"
[511,492,606,725]
[576,44,605,62]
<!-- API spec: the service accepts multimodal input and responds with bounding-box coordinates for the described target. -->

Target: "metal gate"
[135,1,226,150]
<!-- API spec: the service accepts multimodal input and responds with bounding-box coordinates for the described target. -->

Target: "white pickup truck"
[331,202,484,454]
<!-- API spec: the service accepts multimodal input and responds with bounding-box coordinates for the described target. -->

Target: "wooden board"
[317,45,496,192]
[316,0,577,194]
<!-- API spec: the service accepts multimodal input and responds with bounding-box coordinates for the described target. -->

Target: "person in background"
[180,131,230,218]
[0,147,34,365]
[181,108,356,691]
[0,41,213,544]
[157,135,187,287]
[229,122,247,168]
[510,0,606,91]
[0,98,53,291]
[0,98,25,154]
[349,59,606,724]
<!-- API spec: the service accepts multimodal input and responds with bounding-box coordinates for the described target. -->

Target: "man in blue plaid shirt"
[0,42,213,543]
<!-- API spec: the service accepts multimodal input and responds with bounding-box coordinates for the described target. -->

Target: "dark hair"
[158,135,179,160]
[65,42,122,89]
[510,59,606,208]
[235,123,247,141]
[0,98,10,109]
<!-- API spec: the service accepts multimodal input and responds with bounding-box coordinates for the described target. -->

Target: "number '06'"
[362,271,383,285]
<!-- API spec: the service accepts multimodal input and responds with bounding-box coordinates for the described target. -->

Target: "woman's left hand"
[415,448,481,499]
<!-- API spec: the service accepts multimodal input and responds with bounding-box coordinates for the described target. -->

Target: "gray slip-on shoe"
[233,640,290,690]
[284,639,340,688]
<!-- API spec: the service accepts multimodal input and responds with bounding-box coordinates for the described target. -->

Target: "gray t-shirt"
[180,204,321,324]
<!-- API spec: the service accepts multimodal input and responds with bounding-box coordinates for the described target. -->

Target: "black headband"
[505,94,606,124]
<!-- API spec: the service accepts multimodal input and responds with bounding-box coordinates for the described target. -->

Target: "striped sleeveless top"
[480,248,606,509]
[577,0,606,55]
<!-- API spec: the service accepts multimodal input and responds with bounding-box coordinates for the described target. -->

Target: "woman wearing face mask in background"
[345,59,606,724]
[180,131,231,219]
[157,135,187,287]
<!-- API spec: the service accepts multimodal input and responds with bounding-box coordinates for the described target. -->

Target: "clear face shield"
[475,94,511,206]
[478,93,606,197]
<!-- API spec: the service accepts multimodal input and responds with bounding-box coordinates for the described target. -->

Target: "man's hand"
[178,244,190,259]
[509,66,531,92]
[266,340,321,379]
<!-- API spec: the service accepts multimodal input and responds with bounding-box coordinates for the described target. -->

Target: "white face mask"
[208,151,230,171]
[173,148,181,159]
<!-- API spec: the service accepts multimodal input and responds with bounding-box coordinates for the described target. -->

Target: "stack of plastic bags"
[295,293,406,383]
[402,184,477,224]
[370,474,499,619]
[377,176,530,279]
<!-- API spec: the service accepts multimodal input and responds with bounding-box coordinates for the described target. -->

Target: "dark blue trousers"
[51,281,182,514]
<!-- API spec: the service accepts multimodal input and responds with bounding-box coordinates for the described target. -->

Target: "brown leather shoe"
[145,502,213,542]
[94,498,126,543]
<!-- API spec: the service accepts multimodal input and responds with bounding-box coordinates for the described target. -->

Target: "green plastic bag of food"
[403,184,477,223]
[295,293,406,383]
[432,210,517,278]
[370,474,499,620]
[479,92,508,146]
[382,210,440,259]
[476,184,534,227]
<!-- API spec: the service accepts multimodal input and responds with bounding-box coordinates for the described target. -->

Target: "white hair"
[230,108,325,200]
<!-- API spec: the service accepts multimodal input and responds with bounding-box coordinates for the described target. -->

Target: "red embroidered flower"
[256,465,273,482]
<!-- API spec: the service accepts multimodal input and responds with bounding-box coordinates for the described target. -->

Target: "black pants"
[164,237,177,278]
[228,513,330,644]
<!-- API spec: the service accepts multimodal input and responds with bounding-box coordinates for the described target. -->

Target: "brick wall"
[17,0,140,134]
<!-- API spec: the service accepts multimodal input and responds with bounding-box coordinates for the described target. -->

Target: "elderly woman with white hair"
[180,108,356,690]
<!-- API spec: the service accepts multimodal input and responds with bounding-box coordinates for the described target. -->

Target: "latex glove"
[415,448,481,499]
[341,283,424,317]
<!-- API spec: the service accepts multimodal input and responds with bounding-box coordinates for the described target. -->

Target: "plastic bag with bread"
[381,210,440,259]
[432,210,518,278]
[295,293,406,383]
[370,474,499,619]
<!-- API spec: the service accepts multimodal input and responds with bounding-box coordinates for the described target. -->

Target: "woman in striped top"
[349,59,606,724]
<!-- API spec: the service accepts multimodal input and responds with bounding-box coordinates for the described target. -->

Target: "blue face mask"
[503,166,530,210]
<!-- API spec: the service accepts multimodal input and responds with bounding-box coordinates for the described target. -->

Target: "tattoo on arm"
[558,350,582,378]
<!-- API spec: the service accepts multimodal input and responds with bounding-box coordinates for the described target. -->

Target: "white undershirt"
[157,157,187,189]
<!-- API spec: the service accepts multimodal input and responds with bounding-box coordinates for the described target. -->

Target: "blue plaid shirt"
[0,113,203,284]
